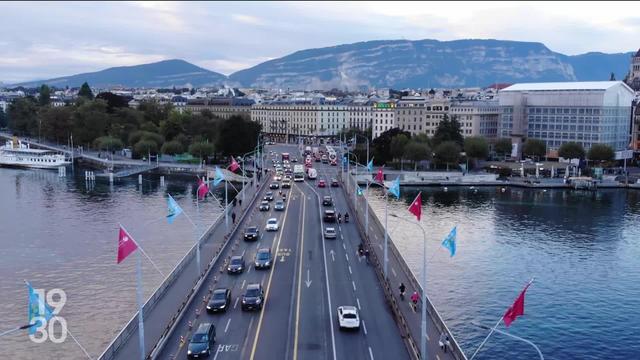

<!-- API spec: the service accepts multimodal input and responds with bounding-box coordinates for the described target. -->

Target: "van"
[308,168,318,180]
[188,322,216,358]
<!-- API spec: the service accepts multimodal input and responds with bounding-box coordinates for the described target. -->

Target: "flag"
[26,281,54,335]
[503,282,532,327]
[229,157,240,172]
[374,167,384,182]
[388,177,400,199]
[213,166,225,186]
[408,192,422,221]
[356,185,363,196]
[197,177,209,199]
[117,225,138,264]
[441,226,457,257]
[342,155,348,166]
[367,159,374,172]
[166,194,183,224]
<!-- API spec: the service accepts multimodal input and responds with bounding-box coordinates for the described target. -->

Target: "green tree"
[38,84,51,106]
[390,134,410,161]
[72,100,110,146]
[434,141,461,170]
[371,128,412,164]
[404,141,431,170]
[216,115,261,156]
[587,144,615,162]
[110,107,143,144]
[160,111,187,141]
[96,92,129,112]
[0,109,7,128]
[494,138,513,157]
[78,82,94,100]
[93,136,124,151]
[522,139,546,160]
[412,133,431,145]
[432,114,463,147]
[189,141,215,161]
[8,97,38,135]
[138,100,172,126]
[161,140,184,155]
[134,139,158,157]
[558,141,585,159]
[39,106,73,143]
[464,136,489,168]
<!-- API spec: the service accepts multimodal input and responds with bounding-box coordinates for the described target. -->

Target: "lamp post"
[390,213,428,360]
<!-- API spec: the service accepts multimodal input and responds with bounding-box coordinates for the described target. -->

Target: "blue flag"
[356,185,363,196]
[342,155,348,166]
[441,226,457,257]
[213,166,225,186]
[26,281,54,335]
[167,194,183,224]
[367,159,374,172]
[388,177,400,199]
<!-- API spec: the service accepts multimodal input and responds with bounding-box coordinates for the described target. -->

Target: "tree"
[134,139,158,157]
[8,97,38,135]
[161,140,184,155]
[371,128,411,164]
[0,109,7,128]
[138,100,173,126]
[587,144,615,162]
[432,114,463,147]
[39,106,73,143]
[216,115,261,156]
[494,138,513,157]
[38,84,51,106]
[160,111,186,141]
[93,136,124,151]
[96,92,129,112]
[72,100,110,146]
[522,139,546,160]
[464,136,489,168]
[412,133,431,145]
[78,82,94,100]
[404,141,431,170]
[434,141,461,170]
[558,142,585,159]
[189,141,215,161]
[390,134,410,161]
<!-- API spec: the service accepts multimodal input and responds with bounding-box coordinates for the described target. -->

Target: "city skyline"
[1,1,640,83]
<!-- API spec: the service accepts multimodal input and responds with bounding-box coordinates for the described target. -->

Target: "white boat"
[0,139,70,169]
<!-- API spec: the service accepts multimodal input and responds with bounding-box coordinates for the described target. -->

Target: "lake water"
[0,167,229,359]
[369,186,640,359]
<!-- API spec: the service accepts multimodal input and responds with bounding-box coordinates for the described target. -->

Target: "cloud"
[231,14,265,26]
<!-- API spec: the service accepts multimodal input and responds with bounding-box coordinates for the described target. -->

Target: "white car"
[265,218,279,231]
[337,306,360,330]
[324,227,337,239]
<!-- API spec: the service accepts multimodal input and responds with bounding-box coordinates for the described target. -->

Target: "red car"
[318,179,326,188]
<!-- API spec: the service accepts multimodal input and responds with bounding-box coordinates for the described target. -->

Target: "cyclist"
[399,282,406,300]
[411,291,419,310]
[337,212,342,223]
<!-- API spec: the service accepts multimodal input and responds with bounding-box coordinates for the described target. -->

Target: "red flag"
[374,167,384,182]
[117,226,138,264]
[229,157,240,172]
[503,282,532,327]
[408,192,422,221]
[197,178,209,200]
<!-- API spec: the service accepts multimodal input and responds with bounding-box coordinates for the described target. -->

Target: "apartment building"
[371,101,397,138]
[185,98,253,119]
[395,97,450,136]
[251,102,348,139]
[450,101,500,138]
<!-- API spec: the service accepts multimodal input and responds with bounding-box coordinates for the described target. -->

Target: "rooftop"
[501,81,627,92]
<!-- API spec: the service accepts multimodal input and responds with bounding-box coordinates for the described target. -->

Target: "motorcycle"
[344,214,349,223]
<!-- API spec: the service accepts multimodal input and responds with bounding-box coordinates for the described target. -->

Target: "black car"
[254,248,272,269]
[323,210,336,222]
[322,196,333,206]
[331,179,339,187]
[206,288,231,313]
[270,182,280,189]
[264,192,274,201]
[187,323,216,358]
[241,283,264,311]
[227,255,245,274]
[291,158,298,163]
[244,226,260,241]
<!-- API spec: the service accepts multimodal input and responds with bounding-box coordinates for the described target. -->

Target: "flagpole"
[136,249,146,360]
[195,188,202,273]
[469,278,535,360]
[119,224,165,277]
[353,135,357,210]
[384,188,388,278]
[225,178,229,229]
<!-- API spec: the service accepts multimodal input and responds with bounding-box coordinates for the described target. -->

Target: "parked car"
[187,323,216,358]
[322,196,333,206]
[244,226,260,241]
[331,179,339,187]
[206,288,231,313]
[259,201,270,211]
[324,227,337,239]
[274,200,285,211]
[337,306,360,330]
[318,179,326,188]
[265,218,279,231]
[254,248,272,269]
[323,210,336,222]
[227,255,245,274]
[241,283,264,311]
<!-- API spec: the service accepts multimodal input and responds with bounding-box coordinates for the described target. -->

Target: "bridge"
[98,144,465,360]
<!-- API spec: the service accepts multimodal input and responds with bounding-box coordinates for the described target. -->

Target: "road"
[156,144,408,360]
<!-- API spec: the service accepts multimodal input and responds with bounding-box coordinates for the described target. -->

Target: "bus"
[304,146,312,156]
[293,165,305,182]
[282,153,290,161]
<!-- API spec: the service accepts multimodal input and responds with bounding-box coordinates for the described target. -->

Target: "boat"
[0,138,70,169]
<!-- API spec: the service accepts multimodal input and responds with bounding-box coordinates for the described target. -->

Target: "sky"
[1,1,640,83]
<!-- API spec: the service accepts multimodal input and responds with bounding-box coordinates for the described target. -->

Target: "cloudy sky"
[1,1,640,83]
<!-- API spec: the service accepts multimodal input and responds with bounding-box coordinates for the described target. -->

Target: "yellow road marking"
[293,187,306,360]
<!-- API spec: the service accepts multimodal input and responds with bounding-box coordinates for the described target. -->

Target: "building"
[395,97,449,137]
[450,101,500,138]
[185,98,254,119]
[499,81,634,157]
[251,102,348,140]
[371,101,396,138]
[631,102,640,151]
[625,49,640,91]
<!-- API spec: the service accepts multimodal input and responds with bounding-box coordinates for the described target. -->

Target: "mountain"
[15,59,229,88]
[229,39,634,89]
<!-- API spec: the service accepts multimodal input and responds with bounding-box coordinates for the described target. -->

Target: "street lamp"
[390,212,428,360]
[470,322,544,360]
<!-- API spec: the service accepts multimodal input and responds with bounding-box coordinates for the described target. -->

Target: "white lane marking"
[352,281,356,291]
[391,268,397,278]
[338,226,342,232]
[342,243,346,250]
[368,346,374,360]
[362,320,368,335]
[247,266,252,274]
[234,297,239,309]
[213,346,221,360]
[257,241,261,248]
[340,234,344,240]
[356,298,361,310]
[241,280,246,289]
[224,318,231,333]
[242,249,246,257]
[348,265,352,274]
[345,253,349,261]
[436,355,441,360]
[378,244,383,250]
[426,332,430,341]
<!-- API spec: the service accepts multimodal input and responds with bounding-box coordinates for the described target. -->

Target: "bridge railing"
[341,171,467,360]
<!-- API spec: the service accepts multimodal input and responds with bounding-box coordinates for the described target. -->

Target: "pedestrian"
[231,212,236,224]
[439,333,450,353]
[239,198,242,207]
[233,198,237,206]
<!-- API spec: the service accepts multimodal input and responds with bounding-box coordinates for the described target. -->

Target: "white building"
[450,101,501,138]
[499,81,634,155]
[371,101,396,138]
[251,103,348,139]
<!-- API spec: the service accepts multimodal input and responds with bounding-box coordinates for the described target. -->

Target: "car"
[322,196,333,206]
[315,157,321,162]
[324,227,337,239]
[274,200,285,211]
[273,175,282,181]
[291,158,298,163]
[337,306,360,330]
[244,226,260,241]
[206,288,231,313]
[331,179,339,187]
[270,182,280,189]
[265,218,279,231]
[264,192,274,201]
[318,180,326,188]
[282,180,291,189]
[259,201,270,211]
[254,248,272,269]
[323,210,336,222]
[227,255,245,274]
[187,322,216,358]
[241,283,264,311]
